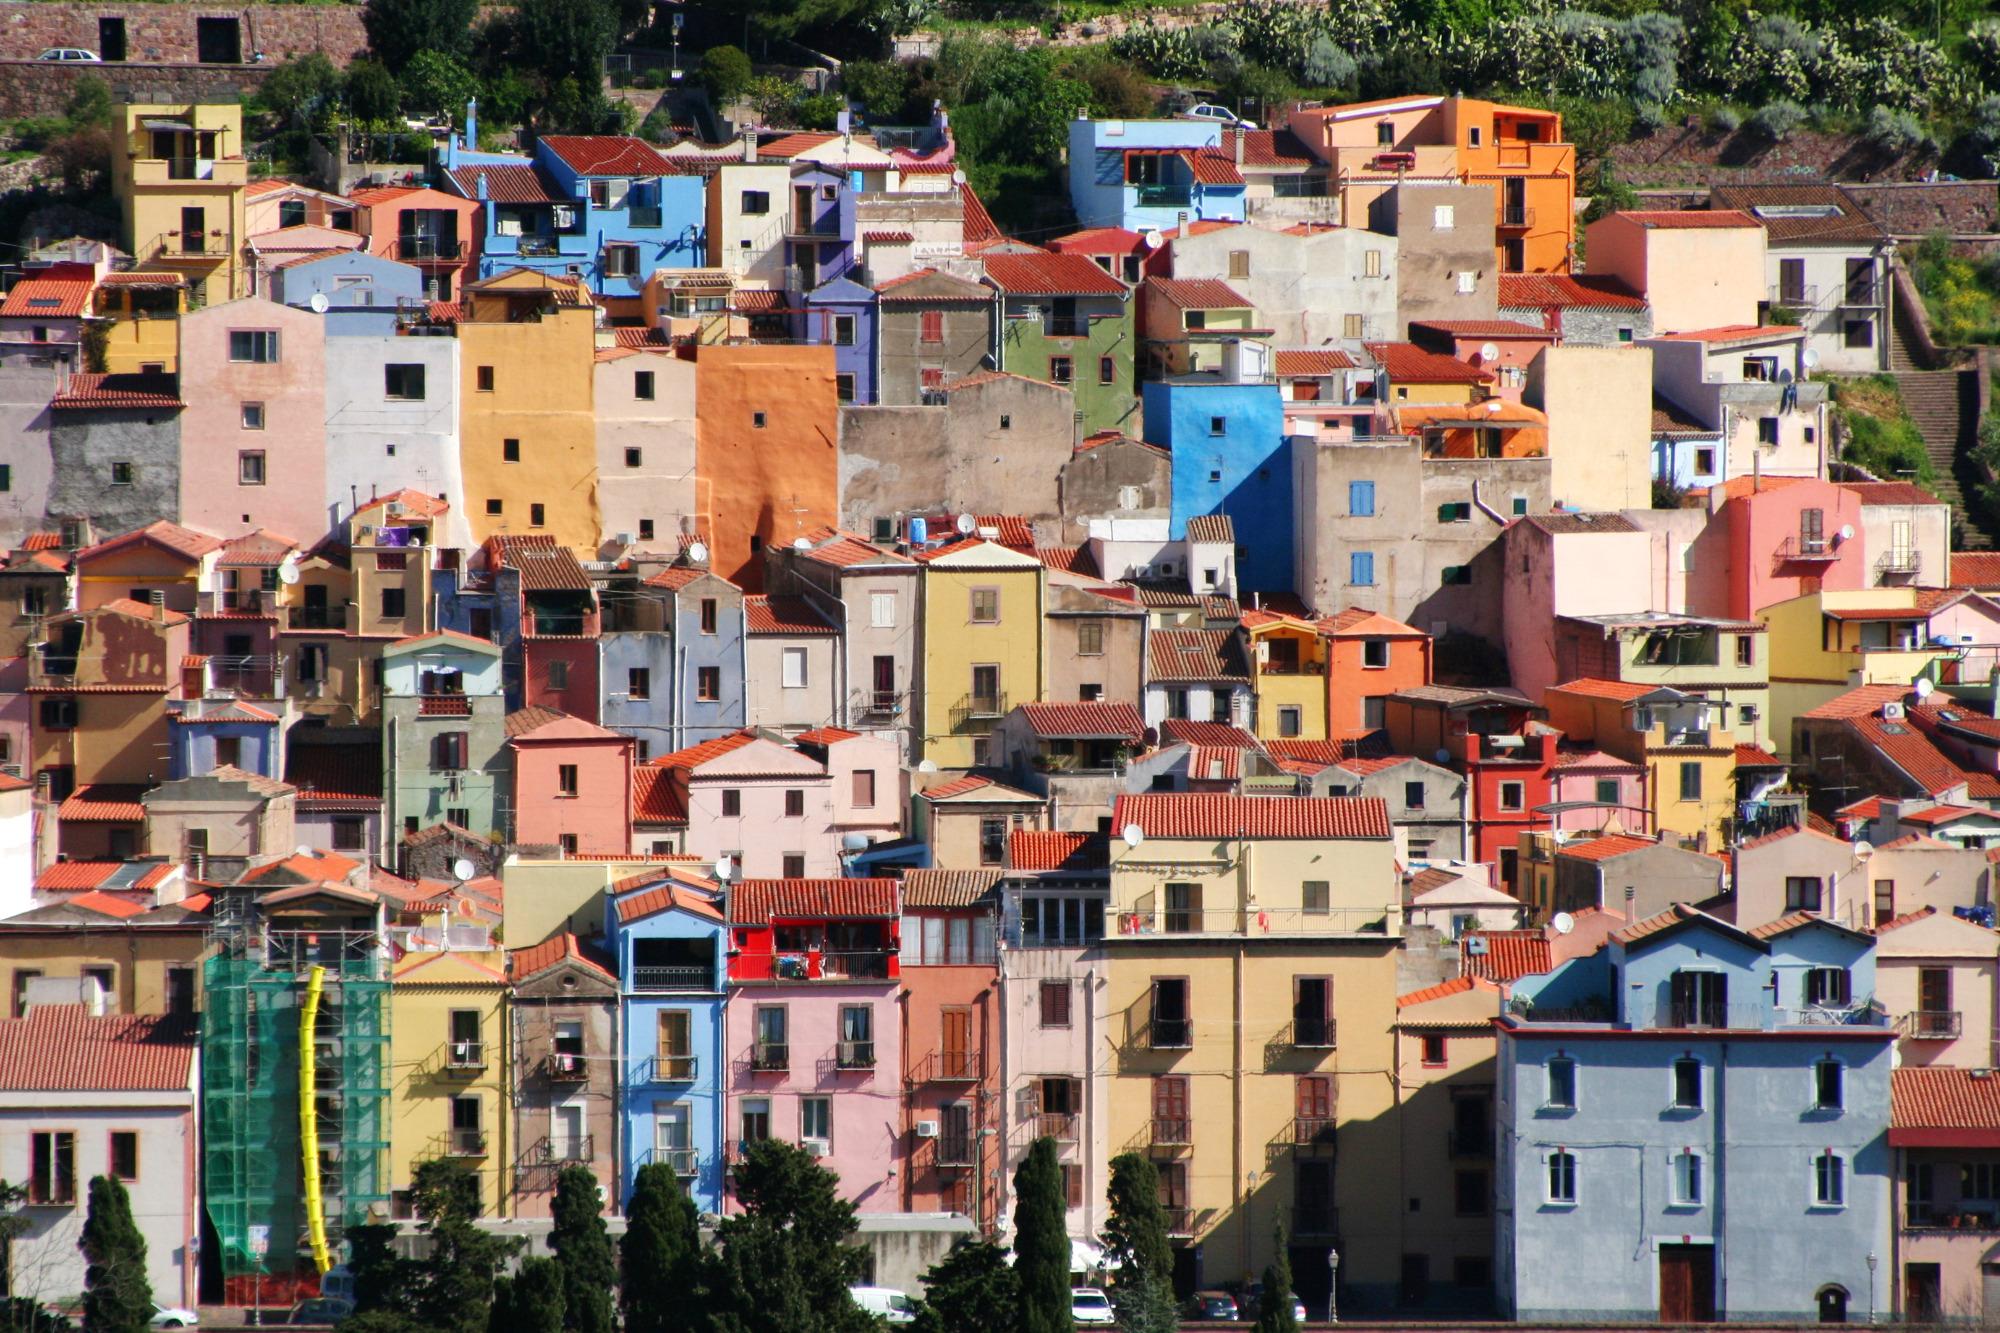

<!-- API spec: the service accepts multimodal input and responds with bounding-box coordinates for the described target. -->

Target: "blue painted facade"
[801,277,878,406]
[663,572,747,748]
[167,717,280,779]
[268,251,425,336]
[606,875,729,1213]
[1141,375,1292,592]
[1652,427,1726,492]
[1066,116,1248,232]
[599,630,677,760]
[1497,910,1895,1323]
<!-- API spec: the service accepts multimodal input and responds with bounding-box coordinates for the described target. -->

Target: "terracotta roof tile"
[1231,128,1315,168]
[1364,341,1489,384]
[794,726,860,747]
[756,131,840,158]
[1047,227,1147,254]
[1160,719,1261,749]
[1146,276,1252,309]
[796,527,913,567]
[509,930,617,982]
[1953,552,2000,589]
[52,372,183,410]
[616,880,725,925]
[1551,677,1653,701]
[284,745,382,807]
[1521,513,1641,536]
[1018,701,1145,740]
[919,773,1040,802]
[631,765,687,825]
[1148,628,1249,682]
[34,860,171,893]
[1653,324,1802,344]
[1840,481,1944,506]
[1398,974,1503,1006]
[1617,209,1761,229]
[0,1008,193,1090]
[1008,830,1109,872]
[1708,184,1885,244]
[1735,743,1784,767]
[446,163,561,204]
[1557,833,1660,862]
[0,274,92,319]
[902,868,1002,908]
[981,251,1128,297]
[960,182,1000,245]
[651,731,757,771]
[57,784,148,822]
[1185,513,1235,543]
[744,594,837,635]
[1274,349,1357,375]
[1111,792,1390,840]
[1499,273,1646,311]
[729,877,898,923]
[538,135,676,176]
[1460,930,1552,983]
[1849,711,1972,797]
[75,519,220,564]
[1893,1066,2000,1136]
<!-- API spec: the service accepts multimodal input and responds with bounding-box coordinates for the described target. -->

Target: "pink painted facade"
[507,711,633,852]
[1500,516,1656,704]
[176,297,328,542]
[1701,477,1867,621]
[799,729,905,843]
[677,738,841,878]
[349,186,483,303]
[1549,750,1648,836]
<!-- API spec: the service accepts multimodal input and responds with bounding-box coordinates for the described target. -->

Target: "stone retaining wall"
[0,1,367,64]
[0,57,275,118]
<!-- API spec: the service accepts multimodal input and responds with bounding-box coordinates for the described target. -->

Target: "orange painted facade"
[899,901,1002,1231]
[1322,609,1434,732]
[691,343,840,591]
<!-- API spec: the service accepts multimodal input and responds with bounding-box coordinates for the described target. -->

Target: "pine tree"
[621,1163,708,1333]
[78,1176,152,1333]
[549,1166,616,1333]
[1012,1138,1070,1333]
[705,1140,874,1333]
[345,1222,409,1313]
[489,1256,564,1333]
[1255,1224,1299,1333]
[1102,1154,1172,1287]
[910,1239,1016,1333]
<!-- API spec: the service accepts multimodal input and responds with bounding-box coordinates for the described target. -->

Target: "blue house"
[1496,904,1894,1323]
[1652,393,1726,491]
[801,277,877,405]
[1066,115,1247,232]
[641,566,746,748]
[607,872,730,1212]
[167,699,282,779]
[439,117,703,298]
[268,251,425,336]
[1140,351,1292,593]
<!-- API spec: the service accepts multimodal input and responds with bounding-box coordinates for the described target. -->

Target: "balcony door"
[551,1101,584,1161]
[941,1007,972,1078]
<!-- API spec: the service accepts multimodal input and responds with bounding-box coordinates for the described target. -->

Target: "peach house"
[1549,749,1648,837]
[505,707,633,854]
[794,726,904,847]
[646,732,840,879]
[1500,513,1656,705]
[1320,607,1432,732]
[1407,319,1557,403]
[348,185,483,302]
[1875,906,1999,1069]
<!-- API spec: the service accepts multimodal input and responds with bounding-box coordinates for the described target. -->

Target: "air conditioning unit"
[0,765,18,779]
[1465,936,1489,956]
[1883,701,1906,721]
[385,501,406,518]
[915,1119,940,1139]
[802,1137,831,1158]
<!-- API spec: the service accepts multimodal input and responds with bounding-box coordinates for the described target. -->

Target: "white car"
[150,1307,199,1329]
[1179,102,1255,128]
[1070,1287,1117,1325]
[36,47,101,61]
[848,1286,916,1324]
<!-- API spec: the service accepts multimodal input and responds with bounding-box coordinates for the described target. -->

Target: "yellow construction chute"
[299,965,332,1274]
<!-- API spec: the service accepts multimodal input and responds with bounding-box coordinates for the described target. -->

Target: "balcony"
[764,949,897,982]
[1842,282,1881,309]
[199,590,271,617]
[1150,1118,1192,1151]
[1149,1017,1192,1050]
[652,1146,700,1176]
[447,1128,488,1157]
[131,156,247,187]
[287,605,345,630]
[527,612,590,637]
[418,694,472,717]
[535,1134,593,1164]
[920,1050,980,1083]
[1291,1205,1339,1239]
[542,1052,588,1081]
[1163,1207,1197,1239]
[1448,1128,1491,1158]
[1035,1113,1077,1142]
[633,966,713,992]
[1877,548,1921,577]
[853,688,906,718]
[1771,283,1818,308]
[836,1040,876,1069]
[1499,204,1537,229]
[751,1042,789,1072]
[518,236,563,258]
[1774,535,1841,567]
[645,1054,698,1082]
[445,1039,485,1070]
[785,215,842,239]
[1045,316,1091,338]
[1900,1010,1963,1039]
[1294,1117,1338,1150]
[935,1134,974,1167]
[1135,186,1191,209]
[397,236,466,262]
[1288,1017,1336,1050]
[1667,1000,1729,1030]
[949,691,1008,734]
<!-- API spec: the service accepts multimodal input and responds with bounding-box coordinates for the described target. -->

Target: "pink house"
[723,877,903,1213]
[1692,475,1866,620]
[794,726,905,846]
[506,707,633,853]
[647,732,840,878]
[1500,513,1656,704]
[176,296,327,542]
[347,186,483,303]
[1407,319,1557,403]
[1549,748,1648,836]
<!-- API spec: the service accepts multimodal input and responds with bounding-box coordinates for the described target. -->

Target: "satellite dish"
[1853,839,1873,860]
[1142,230,1164,250]
[1839,524,1855,542]
[917,759,939,774]
[452,857,477,882]
[295,844,315,858]
[308,292,330,314]
[1479,342,1501,363]
[792,537,811,551]
[278,561,301,585]
[1551,911,1575,935]
[1802,348,1821,369]
[1915,677,1936,699]
[840,832,871,852]
[687,540,708,565]
[951,168,967,186]
[955,513,976,535]
[1122,823,1145,848]
[1434,748,1451,765]
[714,854,734,881]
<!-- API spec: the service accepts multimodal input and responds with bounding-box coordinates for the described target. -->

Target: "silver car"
[36,48,101,61]
[1070,1287,1117,1325]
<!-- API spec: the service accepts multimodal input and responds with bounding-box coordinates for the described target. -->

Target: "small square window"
[634,370,655,400]
[1209,416,1227,436]
[110,462,134,486]
[753,411,767,428]
[486,499,503,516]
[477,365,495,392]
[238,451,266,485]
[241,402,265,430]
[503,438,521,463]
[1049,356,1073,384]
[1098,356,1116,385]
[999,415,1011,430]
[1421,1034,1447,1066]
[836,373,855,403]
[384,363,426,400]
[638,519,654,541]
[547,659,568,689]
[625,447,643,468]
[530,503,546,528]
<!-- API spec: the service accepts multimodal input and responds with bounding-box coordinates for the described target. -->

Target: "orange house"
[347,185,483,302]
[691,343,840,591]
[1287,95,1576,274]
[1321,606,1433,732]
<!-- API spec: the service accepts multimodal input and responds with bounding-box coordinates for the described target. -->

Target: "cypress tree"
[1102,1153,1172,1286]
[549,1166,616,1333]
[1012,1138,1070,1333]
[79,1176,152,1333]
[620,1163,708,1333]
[1255,1224,1299,1333]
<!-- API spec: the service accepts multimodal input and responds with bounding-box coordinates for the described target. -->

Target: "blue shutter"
[1350,551,1374,586]
[1349,480,1375,517]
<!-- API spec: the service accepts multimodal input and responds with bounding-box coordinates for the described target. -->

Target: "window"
[1546,1149,1576,1203]
[1673,1057,1702,1110]
[752,411,766,429]
[697,667,720,701]
[1441,565,1472,585]
[1592,777,1620,807]
[1279,706,1302,737]
[1039,980,1072,1028]
[1421,1033,1447,1066]
[1302,881,1330,915]
[838,1006,873,1066]
[384,364,426,400]
[1679,762,1702,801]
[1671,1150,1702,1206]
[1096,354,1117,386]
[1455,1169,1488,1216]
[38,698,76,730]
[502,437,521,463]
[110,461,134,486]
[741,190,770,214]
[1807,968,1851,1009]
[1814,1150,1845,1206]
[241,402,265,430]
[332,817,365,851]
[628,668,650,700]
[1433,204,1454,229]
[784,789,805,818]
[781,648,808,689]
[741,1098,771,1145]
[1207,415,1229,437]
[431,732,468,772]
[919,311,944,343]
[853,769,876,808]
[1049,356,1073,384]
[29,1131,75,1204]
[1228,249,1251,278]
[109,1130,138,1182]
[1165,688,1189,720]
[1758,416,1780,446]
[700,599,719,635]
[214,736,241,770]
[1735,635,1755,667]
[1078,620,1104,656]
[604,243,638,279]
[999,415,1011,430]
[477,365,495,392]
[1350,551,1375,586]
[979,817,1005,867]
[721,789,741,818]
[970,588,999,624]
[1498,781,1524,811]
[1785,876,1823,912]
[835,373,855,403]
[229,330,279,363]
[1844,318,1875,349]
[1814,1058,1844,1111]
[557,764,579,797]
[634,370,655,401]
[238,450,266,485]
[1438,501,1472,523]
[1693,446,1716,476]
[833,314,856,346]
[1546,1057,1576,1109]
[530,503,546,528]
[1349,480,1375,516]
[753,1006,787,1070]
[486,499,503,515]
[379,587,406,618]
[800,1096,830,1145]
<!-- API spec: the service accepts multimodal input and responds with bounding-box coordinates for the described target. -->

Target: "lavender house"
[802,277,878,406]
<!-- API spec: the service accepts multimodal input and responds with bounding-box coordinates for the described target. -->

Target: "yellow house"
[0,898,207,1017]
[1392,976,1505,1309]
[1141,277,1269,377]
[1242,611,1328,741]
[389,947,512,1216]
[1543,678,1737,845]
[915,540,1045,769]
[1759,587,1970,750]
[110,103,249,307]
[93,272,186,372]
[1554,612,1772,751]
[456,270,602,550]
[1101,792,1402,1304]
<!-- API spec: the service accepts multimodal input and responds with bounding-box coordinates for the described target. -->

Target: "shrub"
[1709,103,1743,132]
[1863,104,1926,155]
[1301,35,1357,90]
[698,45,753,105]
[1745,99,1806,142]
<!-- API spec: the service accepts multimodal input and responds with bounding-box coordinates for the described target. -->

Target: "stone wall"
[1841,181,2000,238]
[0,2,367,64]
[0,59,273,118]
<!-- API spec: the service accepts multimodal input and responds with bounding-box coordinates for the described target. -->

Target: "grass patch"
[1832,374,1937,487]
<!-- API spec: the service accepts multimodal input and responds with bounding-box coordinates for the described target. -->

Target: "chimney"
[837,108,851,136]
[477,171,489,202]
[150,588,166,623]
[1752,447,1761,493]
[465,97,478,147]
[743,127,758,163]
[1234,129,1245,167]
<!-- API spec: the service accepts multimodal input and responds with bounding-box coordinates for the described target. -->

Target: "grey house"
[47,373,184,535]
[1314,753,1467,863]
[873,268,995,405]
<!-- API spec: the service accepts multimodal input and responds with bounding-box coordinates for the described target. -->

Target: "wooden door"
[941,1007,971,1078]
[1659,1244,1715,1322]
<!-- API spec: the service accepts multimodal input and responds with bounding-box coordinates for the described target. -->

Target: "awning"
[1891,1127,2000,1148]
[141,118,193,132]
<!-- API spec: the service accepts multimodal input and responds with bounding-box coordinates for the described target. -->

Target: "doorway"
[1906,1263,1941,1322]
[1659,1243,1715,1322]
[1817,1285,1849,1323]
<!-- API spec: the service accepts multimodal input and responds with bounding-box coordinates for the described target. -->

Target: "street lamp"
[1867,1251,1879,1325]
[1327,1245,1340,1324]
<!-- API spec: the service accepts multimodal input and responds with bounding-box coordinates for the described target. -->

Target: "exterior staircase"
[1886,277,1989,548]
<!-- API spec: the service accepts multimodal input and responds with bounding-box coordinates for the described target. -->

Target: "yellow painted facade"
[1391,979,1504,1304]
[456,272,602,550]
[110,103,249,306]
[917,542,1046,768]
[1245,617,1328,741]
[1761,588,1952,751]
[1543,687,1737,844]
[1102,809,1402,1293]
[0,923,207,1016]
[94,279,186,373]
[388,950,512,1216]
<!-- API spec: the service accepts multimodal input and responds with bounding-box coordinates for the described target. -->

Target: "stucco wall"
[1528,345,1652,513]
[179,297,326,540]
[325,335,466,549]
[48,405,181,533]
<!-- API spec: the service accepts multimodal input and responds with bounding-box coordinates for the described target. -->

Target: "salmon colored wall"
[900,945,1001,1223]
[511,735,633,852]
[693,344,840,591]
[1326,634,1431,731]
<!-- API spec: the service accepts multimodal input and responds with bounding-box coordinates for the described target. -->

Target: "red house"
[1383,684,1557,885]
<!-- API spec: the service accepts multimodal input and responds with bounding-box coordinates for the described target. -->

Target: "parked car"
[35,48,100,61]
[1183,1289,1241,1319]
[1242,1288,1309,1322]
[1070,1287,1118,1325]
[1177,102,1255,128]
[275,1297,353,1326]
[847,1287,915,1324]
[149,1308,199,1330]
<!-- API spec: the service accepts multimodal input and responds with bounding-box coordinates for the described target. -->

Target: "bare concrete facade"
[508,938,619,1217]
[1168,222,1399,345]
[1367,182,1499,336]
[1044,577,1147,713]
[874,269,994,406]
[1057,435,1173,543]
[48,399,182,535]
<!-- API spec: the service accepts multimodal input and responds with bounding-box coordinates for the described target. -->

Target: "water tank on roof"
[908,517,928,546]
